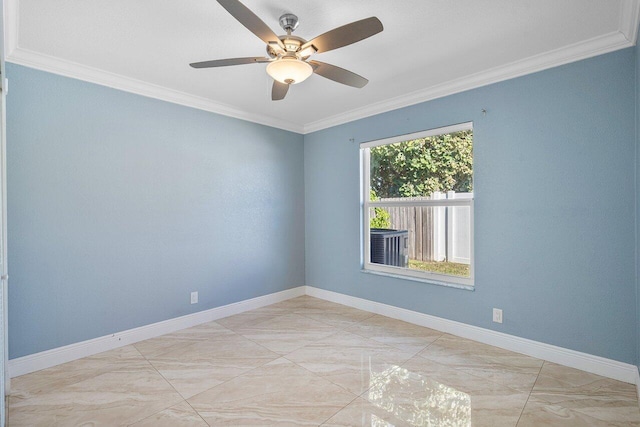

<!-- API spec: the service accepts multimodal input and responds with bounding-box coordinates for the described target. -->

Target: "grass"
[408,259,470,277]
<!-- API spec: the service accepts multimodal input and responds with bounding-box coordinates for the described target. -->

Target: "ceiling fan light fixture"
[266,58,313,84]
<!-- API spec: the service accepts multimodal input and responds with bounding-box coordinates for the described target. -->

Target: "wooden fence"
[374,193,472,263]
[376,198,438,262]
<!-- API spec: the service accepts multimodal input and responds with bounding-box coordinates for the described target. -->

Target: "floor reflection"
[368,366,471,427]
[371,413,398,427]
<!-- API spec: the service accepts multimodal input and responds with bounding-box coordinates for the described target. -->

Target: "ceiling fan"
[190,0,383,101]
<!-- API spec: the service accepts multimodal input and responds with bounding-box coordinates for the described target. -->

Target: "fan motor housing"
[266,35,307,58]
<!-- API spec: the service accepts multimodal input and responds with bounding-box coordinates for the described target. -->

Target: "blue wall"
[7,64,305,359]
[305,48,637,364]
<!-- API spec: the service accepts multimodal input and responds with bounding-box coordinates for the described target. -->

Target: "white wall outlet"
[493,308,503,324]
[190,291,198,304]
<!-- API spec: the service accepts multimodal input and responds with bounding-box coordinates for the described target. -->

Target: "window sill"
[360,269,475,291]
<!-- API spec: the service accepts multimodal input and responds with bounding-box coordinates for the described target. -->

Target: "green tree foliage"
[370,130,473,198]
[369,189,391,229]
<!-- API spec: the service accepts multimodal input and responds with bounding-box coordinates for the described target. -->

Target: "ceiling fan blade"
[216,0,284,48]
[190,57,271,68]
[301,17,383,54]
[272,81,289,101]
[309,60,368,88]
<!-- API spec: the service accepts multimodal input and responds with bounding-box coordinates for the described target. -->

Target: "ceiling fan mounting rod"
[279,13,299,34]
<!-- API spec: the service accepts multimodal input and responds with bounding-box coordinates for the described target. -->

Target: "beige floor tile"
[419,334,543,392]
[361,362,475,426]
[188,358,357,426]
[268,295,341,312]
[526,362,640,425]
[398,356,529,426]
[333,353,529,426]
[11,345,149,397]
[533,362,638,402]
[282,297,376,327]
[345,314,443,354]
[232,312,339,354]
[215,306,290,332]
[322,397,415,426]
[129,401,208,427]
[285,330,414,395]
[8,297,639,427]
[298,307,376,329]
[134,321,236,359]
[9,360,182,426]
[517,396,640,427]
[141,333,280,399]
[220,297,368,330]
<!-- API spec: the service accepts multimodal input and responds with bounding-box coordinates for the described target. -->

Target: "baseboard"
[636,367,640,404]
[8,286,305,378]
[304,286,639,385]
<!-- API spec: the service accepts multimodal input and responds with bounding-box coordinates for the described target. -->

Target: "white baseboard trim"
[8,286,305,378]
[636,367,640,404]
[304,286,639,385]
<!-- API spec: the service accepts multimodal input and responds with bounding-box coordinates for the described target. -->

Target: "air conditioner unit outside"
[370,228,408,268]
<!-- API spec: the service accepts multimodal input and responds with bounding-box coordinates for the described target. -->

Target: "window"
[361,123,474,287]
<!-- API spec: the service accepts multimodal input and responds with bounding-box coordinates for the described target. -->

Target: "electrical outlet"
[493,308,503,324]
[190,291,198,304]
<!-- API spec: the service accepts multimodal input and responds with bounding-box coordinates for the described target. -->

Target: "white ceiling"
[6,0,640,133]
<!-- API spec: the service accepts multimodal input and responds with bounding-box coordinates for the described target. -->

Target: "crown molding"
[4,0,18,59]
[303,30,634,133]
[620,0,640,43]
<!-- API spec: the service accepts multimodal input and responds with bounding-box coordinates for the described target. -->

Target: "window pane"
[369,130,473,200]
[368,204,471,278]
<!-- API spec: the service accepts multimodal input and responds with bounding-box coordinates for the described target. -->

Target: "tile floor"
[7,296,640,426]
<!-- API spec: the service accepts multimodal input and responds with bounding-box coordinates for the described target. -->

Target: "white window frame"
[361,122,474,288]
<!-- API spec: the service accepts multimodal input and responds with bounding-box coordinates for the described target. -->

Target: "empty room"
[2,0,640,426]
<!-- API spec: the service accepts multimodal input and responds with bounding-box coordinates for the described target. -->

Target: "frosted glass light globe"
[266,58,313,84]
